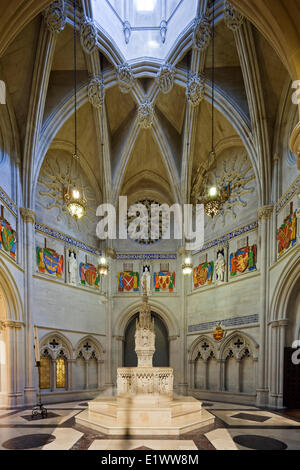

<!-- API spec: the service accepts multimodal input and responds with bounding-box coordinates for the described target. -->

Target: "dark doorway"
[123,312,169,367]
[283,347,300,408]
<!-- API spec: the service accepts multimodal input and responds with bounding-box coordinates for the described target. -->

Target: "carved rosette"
[224,1,244,31]
[157,63,174,94]
[116,63,134,94]
[43,0,66,34]
[80,18,97,54]
[193,14,212,51]
[88,76,105,109]
[137,100,154,129]
[186,73,205,107]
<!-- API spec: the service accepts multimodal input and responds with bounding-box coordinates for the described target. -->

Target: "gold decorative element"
[37,155,96,231]
[56,358,66,388]
[39,358,51,389]
[258,205,274,220]
[20,208,36,224]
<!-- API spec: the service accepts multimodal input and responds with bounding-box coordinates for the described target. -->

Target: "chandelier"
[197,0,230,218]
[64,0,87,219]
[98,256,109,276]
[182,256,193,275]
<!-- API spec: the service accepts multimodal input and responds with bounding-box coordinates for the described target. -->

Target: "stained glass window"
[39,358,50,389]
[56,358,66,388]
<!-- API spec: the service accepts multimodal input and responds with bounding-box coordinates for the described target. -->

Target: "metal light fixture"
[64,0,87,220]
[182,256,193,275]
[98,256,109,276]
[198,1,230,218]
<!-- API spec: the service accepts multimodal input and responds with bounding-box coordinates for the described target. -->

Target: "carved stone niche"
[157,63,174,94]
[193,14,211,51]
[80,17,97,54]
[88,76,105,109]
[223,1,244,32]
[116,63,134,94]
[137,100,154,129]
[186,73,205,107]
[43,0,66,34]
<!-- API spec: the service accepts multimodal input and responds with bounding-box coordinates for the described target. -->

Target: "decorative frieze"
[186,73,205,107]
[35,221,102,256]
[137,100,154,129]
[223,1,244,31]
[157,63,174,94]
[193,14,211,51]
[188,313,259,333]
[116,63,134,94]
[80,18,97,54]
[115,253,177,260]
[43,0,66,34]
[275,175,300,214]
[0,187,17,217]
[195,220,258,254]
[88,76,105,109]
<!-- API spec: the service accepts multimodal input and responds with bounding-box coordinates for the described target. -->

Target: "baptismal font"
[76,278,215,435]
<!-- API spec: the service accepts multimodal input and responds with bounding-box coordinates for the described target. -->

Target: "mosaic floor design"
[0,400,300,450]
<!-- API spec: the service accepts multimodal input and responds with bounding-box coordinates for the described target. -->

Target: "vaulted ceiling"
[0,0,294,213]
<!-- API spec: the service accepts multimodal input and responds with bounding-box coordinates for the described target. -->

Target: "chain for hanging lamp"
[198,1,230,218]
[64,0,87,219]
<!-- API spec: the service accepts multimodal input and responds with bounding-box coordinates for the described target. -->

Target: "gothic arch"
[270,253,300,322]
[189,335,217,362]
[0,258,24,324]
[74,335,104,361]
[114,299,179,339]
[219,330,259,361]
[39,331,73,360]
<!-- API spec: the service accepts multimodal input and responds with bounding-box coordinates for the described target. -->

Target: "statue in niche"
[68,251,77,285]
[141,266,151,295]
[215,251,225,282]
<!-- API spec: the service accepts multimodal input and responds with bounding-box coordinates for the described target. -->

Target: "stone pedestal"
[75,288,215,435]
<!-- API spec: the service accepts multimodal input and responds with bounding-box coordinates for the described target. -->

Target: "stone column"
[188,360,195,390]
[237,359,242,393]
[104,249,115,394]
[20,208,37,405]
[67,359,75,391]
[177,247,188,395]
[84,359,89,390]
[51,359,56,392]
[97,359,102,389]
[204,360,208,390]
[256,205,273,406]
[218,359,226,391]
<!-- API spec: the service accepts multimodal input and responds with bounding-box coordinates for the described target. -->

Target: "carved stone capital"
[224,1,244,31]
[88,76,105,109]
[193,14,211,51]
[116,63,134,94]
[105,247,116,259]
[137,100,154,129]
[20,208,36,224]
[157,63,174,94]
[257,205,274,221]
[80,18,97,54]
[186,73,205,107]
[289,121,300,170]
[0,321,6,331]
[43,0,66,34]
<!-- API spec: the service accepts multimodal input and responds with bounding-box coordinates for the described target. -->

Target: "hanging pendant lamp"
[64,0,87,219]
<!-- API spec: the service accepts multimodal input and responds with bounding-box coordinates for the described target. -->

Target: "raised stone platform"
[75,394,215,436]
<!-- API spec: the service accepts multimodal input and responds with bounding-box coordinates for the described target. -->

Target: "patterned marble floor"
[0,400,300,450]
